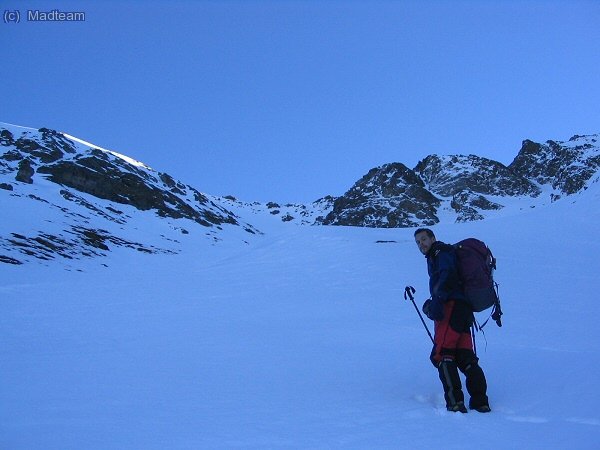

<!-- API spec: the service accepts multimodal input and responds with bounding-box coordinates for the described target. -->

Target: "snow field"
[1,183,600,449]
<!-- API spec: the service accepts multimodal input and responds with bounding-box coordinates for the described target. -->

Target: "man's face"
[415,231,436,255]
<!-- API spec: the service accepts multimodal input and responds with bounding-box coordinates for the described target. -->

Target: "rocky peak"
[415,154,540,198]
[509,134,600,195]
[414,154,541,223]
[322,163,440,227]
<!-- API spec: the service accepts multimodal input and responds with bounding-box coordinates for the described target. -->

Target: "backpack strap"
[471,317,489,356]
[491,282,502,327]
[477,282,502,329]
[471,282,500,356]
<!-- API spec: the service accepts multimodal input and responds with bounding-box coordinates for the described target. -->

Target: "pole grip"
[404,285,434,343]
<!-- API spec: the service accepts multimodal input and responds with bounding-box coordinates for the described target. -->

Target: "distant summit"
[323,134,599,227]
[509,135,600,196]
[321,163,440,227]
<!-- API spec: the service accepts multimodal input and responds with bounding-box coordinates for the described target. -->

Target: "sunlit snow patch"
[61,132,152,170]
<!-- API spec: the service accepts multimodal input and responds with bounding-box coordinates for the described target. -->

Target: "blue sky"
[3,0,599,202]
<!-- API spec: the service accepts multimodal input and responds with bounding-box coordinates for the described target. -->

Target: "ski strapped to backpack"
[453,238,503,327]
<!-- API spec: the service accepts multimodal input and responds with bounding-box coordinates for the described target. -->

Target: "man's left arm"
[431,249,460,304]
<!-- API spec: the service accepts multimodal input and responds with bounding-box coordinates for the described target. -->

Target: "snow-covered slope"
[215,194,335,228]
[0,123,338,267]
[0,123,265,267]
[1,166,599,448]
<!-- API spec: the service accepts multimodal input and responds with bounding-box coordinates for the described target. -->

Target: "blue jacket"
[425,241,465,320]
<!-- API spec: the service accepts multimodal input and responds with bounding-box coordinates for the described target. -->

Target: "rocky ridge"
[321,163,440,227]
[324,134,599,227]
[509,135,600,197]
[0,126,250,228]
[2,122,599,265]
[0,123,264,266]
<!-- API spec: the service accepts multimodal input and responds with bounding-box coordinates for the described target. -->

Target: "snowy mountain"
[509,134,600,197]
[0,123,260,264]
[2,122,599,268]
[0,123,331,266]
[415,154,540,223]
[325,134,600,226]
[321,163,441,227]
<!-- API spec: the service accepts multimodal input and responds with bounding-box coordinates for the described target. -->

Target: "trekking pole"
[404,286,434,344]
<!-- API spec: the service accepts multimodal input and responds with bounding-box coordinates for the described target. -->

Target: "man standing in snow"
[414,228,491,413]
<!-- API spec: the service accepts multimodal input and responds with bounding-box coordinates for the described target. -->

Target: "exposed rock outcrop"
[509,135,600,195]
[322,163,440,227]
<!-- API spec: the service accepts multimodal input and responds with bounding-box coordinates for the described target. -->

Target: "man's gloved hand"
[430,344,440,368]
[422,299,433,319]
[422,298,443,321]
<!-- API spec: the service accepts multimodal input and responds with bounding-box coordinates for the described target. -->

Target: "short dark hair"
[414,228,435,238]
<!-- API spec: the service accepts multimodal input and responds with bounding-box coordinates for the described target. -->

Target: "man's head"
[414,228,436,255]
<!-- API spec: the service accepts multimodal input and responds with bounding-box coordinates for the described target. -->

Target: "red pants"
[430,300,489,409]
[431,300,473,365]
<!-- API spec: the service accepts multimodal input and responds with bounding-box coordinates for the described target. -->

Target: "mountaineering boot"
[447,401,468,413]
[472,404,491,413]
[456,350,490,413]
[464,363,489,412]
[438,358,466,412]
